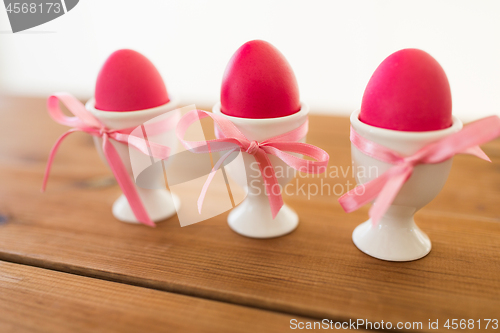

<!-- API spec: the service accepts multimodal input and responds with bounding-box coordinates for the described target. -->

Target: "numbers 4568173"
[444,319,498,330]
[5,3,62,14]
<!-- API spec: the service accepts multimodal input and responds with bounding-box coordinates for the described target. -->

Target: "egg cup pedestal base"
[227,197,298,239]
[352,206,431,261]
[112,189,180,224]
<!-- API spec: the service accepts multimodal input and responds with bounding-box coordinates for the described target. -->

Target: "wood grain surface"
[0,96,499,332]
[0,260,311,333]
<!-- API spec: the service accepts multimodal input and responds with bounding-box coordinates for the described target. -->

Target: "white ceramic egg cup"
[350,110,463,261]
[212,103,309,238]
[86,98,180,224]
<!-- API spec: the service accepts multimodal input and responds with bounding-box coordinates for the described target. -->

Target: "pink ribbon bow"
[42,93,174,227]
[339,116,500,225]
[176,110,330,218]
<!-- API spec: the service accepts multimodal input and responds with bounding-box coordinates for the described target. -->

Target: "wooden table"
[0,96,499,332]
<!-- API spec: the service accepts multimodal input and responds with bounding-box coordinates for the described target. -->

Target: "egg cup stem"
[352,205,431,261]
[228,189,299,238]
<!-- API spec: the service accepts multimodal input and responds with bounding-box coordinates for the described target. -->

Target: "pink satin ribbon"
[176,110,330,219]
[339,116,500,225]
[42,93,175,227]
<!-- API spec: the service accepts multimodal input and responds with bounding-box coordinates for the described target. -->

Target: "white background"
[0,0,499,120]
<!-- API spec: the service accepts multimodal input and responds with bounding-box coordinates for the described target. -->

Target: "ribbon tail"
[41,129,79,192]
[102,136,155,227]
[369,166,412,226]
[254,150,283,219]
[461,146,491,162]
[339,170,394,213]
[197,148,238,214]
[338,164,412,224]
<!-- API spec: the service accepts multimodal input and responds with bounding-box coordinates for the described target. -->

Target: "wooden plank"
[0,260,312,333]
[0,96,499,331]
